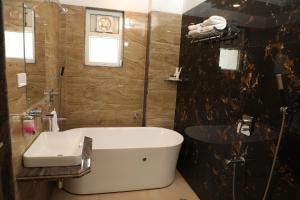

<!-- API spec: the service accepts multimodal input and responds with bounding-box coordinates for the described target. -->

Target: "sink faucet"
[44,89,59,109]
[43,114,55,132]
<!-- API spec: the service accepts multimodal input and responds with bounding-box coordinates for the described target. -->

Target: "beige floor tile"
[50,171,200,200]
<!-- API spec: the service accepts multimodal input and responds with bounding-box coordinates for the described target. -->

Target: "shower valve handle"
[225,156,246,166]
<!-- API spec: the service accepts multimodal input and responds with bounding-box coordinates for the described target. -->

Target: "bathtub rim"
[62,127,184,150]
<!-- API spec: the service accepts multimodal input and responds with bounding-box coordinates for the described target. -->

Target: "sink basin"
[23,132,84,167]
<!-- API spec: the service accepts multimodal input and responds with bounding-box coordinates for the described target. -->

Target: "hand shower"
[262,72,289,200]
[275,73,287,106]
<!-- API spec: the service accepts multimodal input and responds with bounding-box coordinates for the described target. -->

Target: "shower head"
[50,0,68,14]
[58,4,68,15]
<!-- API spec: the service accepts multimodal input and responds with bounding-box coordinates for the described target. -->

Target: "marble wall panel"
[60,6,148,129]
[145,11,182,129]
[175,1,300,199]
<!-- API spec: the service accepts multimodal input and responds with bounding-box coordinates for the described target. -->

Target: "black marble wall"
[0,0,15,199]
[175,1,300,199]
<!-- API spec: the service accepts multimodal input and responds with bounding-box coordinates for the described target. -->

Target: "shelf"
[188,33,238,44]
[165,77,189,82]
[16,137,92,181]
[187,24,240,44]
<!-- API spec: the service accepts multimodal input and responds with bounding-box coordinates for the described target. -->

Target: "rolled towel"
[202,16,227,30]
[188,25,218,38]
[188,16,227,33]
[188,24,201,31]
[202,16,226,26]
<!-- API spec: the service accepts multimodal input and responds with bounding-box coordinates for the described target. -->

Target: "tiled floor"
[50,171,200,200]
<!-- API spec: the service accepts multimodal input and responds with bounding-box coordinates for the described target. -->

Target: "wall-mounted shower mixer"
[237,115,254,136]
[225,156,246,166]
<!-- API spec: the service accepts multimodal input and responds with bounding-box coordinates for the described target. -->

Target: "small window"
[219,48,240,71]
[5,8,35,63]
[85,9,123,67]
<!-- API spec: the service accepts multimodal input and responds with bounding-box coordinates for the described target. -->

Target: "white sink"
[23,132,84,167]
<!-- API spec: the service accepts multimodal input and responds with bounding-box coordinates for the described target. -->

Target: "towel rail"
[186,24,240,44]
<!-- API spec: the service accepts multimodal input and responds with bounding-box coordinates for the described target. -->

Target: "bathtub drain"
[142,157,147,162]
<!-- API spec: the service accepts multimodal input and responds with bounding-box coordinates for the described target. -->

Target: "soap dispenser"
[22,116,36,135]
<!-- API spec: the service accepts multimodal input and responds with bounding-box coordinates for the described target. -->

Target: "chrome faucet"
[225,156,246,166]
[28,108,43,116]
[237,115,254,136]
[44,89,59,108]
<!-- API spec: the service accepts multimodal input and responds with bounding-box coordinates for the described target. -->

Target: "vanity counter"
[16,137,92,181]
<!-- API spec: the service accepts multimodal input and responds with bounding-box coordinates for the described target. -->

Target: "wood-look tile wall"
[60,5,148,129]
[0,1,15,199]
[145,11,182,129]
[3,1,59,199]
[59,8,181,130]
[4,2,26,114]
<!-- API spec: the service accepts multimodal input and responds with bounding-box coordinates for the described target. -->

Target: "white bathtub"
[63,127,184,194]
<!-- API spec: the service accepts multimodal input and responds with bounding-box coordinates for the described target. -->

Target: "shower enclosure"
[175,0,300,199]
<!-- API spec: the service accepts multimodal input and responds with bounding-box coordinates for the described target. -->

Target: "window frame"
[85,8,124,67]
[24,7,35,64]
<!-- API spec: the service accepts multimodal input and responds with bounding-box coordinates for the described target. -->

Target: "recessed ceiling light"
[233,4,241,8]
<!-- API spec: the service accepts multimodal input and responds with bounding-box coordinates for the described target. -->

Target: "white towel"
[202,16,227,30]
[188,16,227,38]
[188,25,217,38]
[188,24,201,31]
[50,109,60,132]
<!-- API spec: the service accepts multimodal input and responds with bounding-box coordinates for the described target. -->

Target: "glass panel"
[96,15,119,34]
[24,7,35,63]
[24,31,34,62]
[96,15,113,33]
[88,36,119,64]
[24,8,33,28]
[24,3,46,109]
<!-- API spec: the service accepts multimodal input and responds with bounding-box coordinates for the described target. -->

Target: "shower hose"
[232,107,288,200]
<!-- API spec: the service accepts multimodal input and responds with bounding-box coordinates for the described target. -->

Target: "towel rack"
[186,24,240,44]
